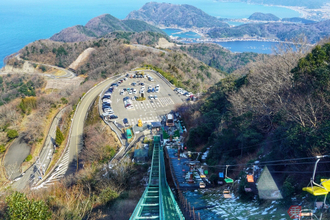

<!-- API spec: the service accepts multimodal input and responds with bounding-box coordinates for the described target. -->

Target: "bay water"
[0,0,300,68]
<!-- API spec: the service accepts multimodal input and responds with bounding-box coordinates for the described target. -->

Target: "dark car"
[110,83,118,87]
[152,88,155,93]
[102,95,111,100]
[123,118,128,124]
[109,115,118,119]
[131,82,136,86]
[123,96,130,101]
[140,82,144,86]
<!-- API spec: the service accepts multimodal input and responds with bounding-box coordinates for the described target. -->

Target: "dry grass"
[21,106,65,173]
[44,116,72,176]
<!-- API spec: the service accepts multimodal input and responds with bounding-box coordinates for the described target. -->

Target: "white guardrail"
[36,74,123,186]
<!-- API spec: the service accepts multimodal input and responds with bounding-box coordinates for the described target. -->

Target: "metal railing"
[130,136,184,220]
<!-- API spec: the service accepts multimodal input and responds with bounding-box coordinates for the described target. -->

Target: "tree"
[0,144,5,154]
[55,126,64,146]
[7,130,18,139]
[6,192,52,220]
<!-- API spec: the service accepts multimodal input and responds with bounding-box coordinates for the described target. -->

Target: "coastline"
[215,1,330,21]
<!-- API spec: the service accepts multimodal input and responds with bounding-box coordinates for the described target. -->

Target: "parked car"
[131,82,136,86]
[109,115,118,119]
[103,108,114,114]
[149,95,154,100]
[154,95,158,99]
[123,96,130,101]
[129,90,132,95]
[123,118,128,125]
[133,89,137,94]
[141,86,145,90]
[102,95,111,100]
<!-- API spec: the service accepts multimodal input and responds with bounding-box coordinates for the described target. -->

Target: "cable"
[202,155,330,168]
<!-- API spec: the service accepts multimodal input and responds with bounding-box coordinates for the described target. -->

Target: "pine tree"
[55,126,64,146]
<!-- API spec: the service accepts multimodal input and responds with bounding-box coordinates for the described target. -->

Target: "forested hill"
[125,2,229,28]
[176,43,267,73]
[182,41,330,201]
[216,0,329,9]
[50,14,165,42]
[18,38,226,92]
[207,19,330,43]
[248,12,280,21]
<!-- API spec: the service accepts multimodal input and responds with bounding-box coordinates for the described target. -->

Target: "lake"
[0,0,300,67]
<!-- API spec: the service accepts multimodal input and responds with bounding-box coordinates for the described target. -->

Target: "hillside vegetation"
[182,41,330,201]
[125,2,229,28]
[176,43,268,73]
[50,14,165,42]
[18,38,225,92]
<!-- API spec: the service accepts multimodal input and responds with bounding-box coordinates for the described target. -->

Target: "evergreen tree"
[55,126,64,146]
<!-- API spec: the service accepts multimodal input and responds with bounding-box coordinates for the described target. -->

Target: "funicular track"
[130,136,184,220]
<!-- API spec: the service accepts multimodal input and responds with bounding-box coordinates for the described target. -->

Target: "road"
[33,75,124,189]
[11,108,66,190]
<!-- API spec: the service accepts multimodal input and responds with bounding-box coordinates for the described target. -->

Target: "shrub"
[55,126,64,146]
[5,191,52,220]
[25,154,32,162]
[7,130,18,139]
[0,144,5,154]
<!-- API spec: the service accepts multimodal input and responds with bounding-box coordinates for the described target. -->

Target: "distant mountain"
[125,2,229,28]
[282,17,316,24]
[207,19,330,43]
[216,0,329,9]
[248,12,280,21]
[50,14,165,42]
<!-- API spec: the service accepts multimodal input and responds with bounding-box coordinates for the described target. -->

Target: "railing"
[130,136,184,220]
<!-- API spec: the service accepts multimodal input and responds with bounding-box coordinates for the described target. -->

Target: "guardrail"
[36,74,123,186]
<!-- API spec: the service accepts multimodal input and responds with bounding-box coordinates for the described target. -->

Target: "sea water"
[0,0,300,68]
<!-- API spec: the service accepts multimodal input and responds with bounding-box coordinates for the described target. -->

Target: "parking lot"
[104,70,184,127]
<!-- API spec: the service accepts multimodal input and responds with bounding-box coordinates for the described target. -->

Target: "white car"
[155,88,159,93]
[133,89,137,94]
[129,90,132,95]
[141,86,145,90]
[140,90,144,94]
[148,86,152,90]
[154,95,158,99]
[104,108,114,114]
[155,84,159,88]
[103,99,112,103]
[149,95,154,100]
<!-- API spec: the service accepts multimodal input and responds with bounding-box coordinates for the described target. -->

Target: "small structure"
[257,166,283,199]
[151,122,162,132]
[134,148,149,163]
[126,129,132,140]
[166,114,174,127]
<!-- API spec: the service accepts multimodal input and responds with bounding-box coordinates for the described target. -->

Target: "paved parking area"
[109,70,184,127]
